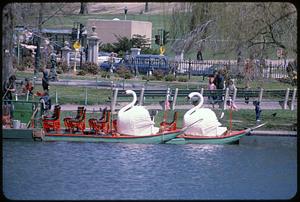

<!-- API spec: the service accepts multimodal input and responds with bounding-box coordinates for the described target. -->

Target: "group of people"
[2,67,52,124]
[207,68,237,110]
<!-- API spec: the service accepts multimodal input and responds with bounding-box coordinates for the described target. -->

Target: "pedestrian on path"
[41,66,49,91]
[253,100,262,122]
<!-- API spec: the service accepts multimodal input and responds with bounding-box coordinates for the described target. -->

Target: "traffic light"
[155,35,160,45]
[163,30,170,45]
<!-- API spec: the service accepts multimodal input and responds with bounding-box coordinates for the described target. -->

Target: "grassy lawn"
[15,70,294,91]
[14,69,295,107]
[17,84,112,105]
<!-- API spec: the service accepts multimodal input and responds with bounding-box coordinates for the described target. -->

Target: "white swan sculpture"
[117,90,159,136]
[183,92,227,136]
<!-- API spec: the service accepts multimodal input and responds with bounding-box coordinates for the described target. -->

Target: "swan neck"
[119,91,137,114]
[187,92,203,115]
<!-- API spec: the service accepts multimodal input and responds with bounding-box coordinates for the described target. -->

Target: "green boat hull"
[166,130,248,144]
[3,128,33,139]
[41,129,183,144]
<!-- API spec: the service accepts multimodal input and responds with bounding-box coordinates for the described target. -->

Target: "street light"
[17,33,24,66]
[124,6,128,20]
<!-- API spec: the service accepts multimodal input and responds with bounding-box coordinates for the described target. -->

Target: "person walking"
[41,66,49,91]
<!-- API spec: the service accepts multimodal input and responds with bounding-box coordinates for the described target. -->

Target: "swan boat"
[166,92,265,145]
[40,90,190,144]
[166,129,251,144]
[40,129,184,144]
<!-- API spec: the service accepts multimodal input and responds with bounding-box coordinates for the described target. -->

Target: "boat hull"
[3,128,34,140]
[41,129,183,144]
[166,130,248,144]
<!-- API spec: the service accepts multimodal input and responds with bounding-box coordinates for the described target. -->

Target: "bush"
[14,58,26,71]
[148,75,157,81]
[22,56,34,69]
[177,76,187,82]
[100,71,110,79]
[82,62,99,75]
[142,48,160,55]
[153,69,164,80]
[57,61,69,73]
[77,70,87,76]
[142,75,148,80]
[165,74,176,82]
[116,66,132,79]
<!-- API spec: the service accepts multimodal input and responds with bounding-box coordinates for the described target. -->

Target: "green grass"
[14,69,295,107]
[21,85,112,105]
[16,69,294,89]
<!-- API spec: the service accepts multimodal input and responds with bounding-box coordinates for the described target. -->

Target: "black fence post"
[188,59,191,80]
[269,62,272,79]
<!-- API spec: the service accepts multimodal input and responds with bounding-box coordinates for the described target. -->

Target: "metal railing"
[10,81,297,111]
[168,59,294,79]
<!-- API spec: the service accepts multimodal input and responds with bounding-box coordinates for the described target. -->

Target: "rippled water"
[3,137,297,200]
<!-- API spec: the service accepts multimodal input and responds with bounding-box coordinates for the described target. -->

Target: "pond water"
[3,136,297,200]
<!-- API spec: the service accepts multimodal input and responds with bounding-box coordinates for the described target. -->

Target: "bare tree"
[169,2,297,60]
[171,20,215,55]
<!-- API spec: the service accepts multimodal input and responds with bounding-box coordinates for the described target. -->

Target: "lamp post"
[124,6,128,20]
[17,33,24,66]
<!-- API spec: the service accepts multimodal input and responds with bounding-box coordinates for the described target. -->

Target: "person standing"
[3,75,16,104]
[21,78,34,96]
[207,76,217,108]
[197,48,203,61]
[41,66,49,91]
[227,79,236,98]
[226,79,238,110]
[214,69,225,106]
[3,75,16,118]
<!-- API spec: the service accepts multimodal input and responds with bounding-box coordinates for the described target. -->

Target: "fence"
[168,59,294,79]
[38,87,297,111]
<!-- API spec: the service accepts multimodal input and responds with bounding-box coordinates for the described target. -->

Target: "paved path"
[59,100,295,111]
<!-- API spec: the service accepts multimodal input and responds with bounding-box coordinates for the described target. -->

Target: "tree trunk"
[2,4,15,85]
[34,3,43,76]
[144,2,149,12]
[79,3,88,14]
